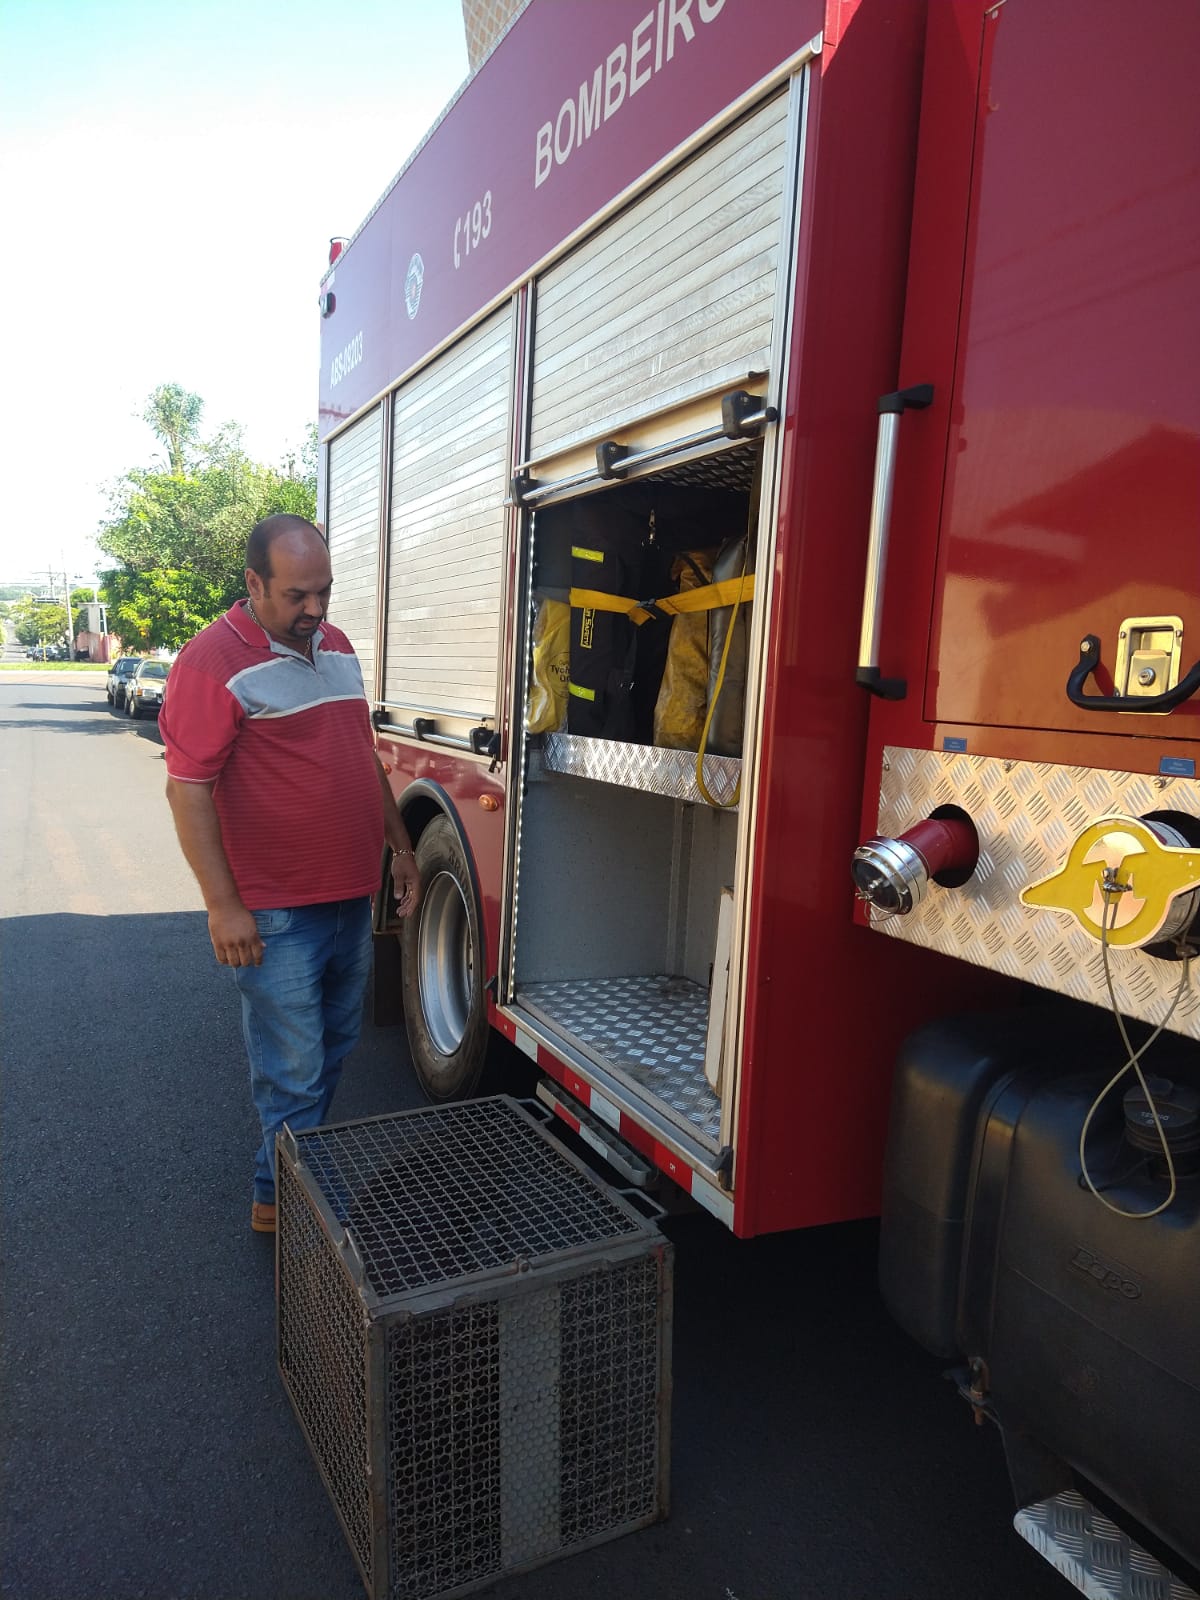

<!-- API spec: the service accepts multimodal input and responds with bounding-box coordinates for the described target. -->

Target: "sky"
[0,0,470,587]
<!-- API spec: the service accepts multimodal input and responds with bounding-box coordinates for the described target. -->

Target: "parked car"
[125,658,171,719]
[106,656,141,708]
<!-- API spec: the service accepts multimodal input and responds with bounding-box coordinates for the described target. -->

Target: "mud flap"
[371,931,405,1026]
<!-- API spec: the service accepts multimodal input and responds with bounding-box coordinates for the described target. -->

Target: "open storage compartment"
[509,443,763,1154]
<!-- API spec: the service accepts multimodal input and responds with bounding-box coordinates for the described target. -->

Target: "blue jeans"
[232,897,373,1205]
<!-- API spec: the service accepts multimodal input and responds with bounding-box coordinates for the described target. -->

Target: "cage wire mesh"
[277,1097,672,1600]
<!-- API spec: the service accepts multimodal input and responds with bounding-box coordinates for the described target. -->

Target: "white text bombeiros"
[534,0,729,189]
[330,331,364,388]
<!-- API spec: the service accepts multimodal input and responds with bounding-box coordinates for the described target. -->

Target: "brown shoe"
[251,1201,277,1234]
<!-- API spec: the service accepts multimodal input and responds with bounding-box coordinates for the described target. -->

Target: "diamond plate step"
[519,975,721,1144]
[1014,1492,1198,1600]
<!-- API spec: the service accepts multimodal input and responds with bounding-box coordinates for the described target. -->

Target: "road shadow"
[0,714,163,741]
[0,698,165,743]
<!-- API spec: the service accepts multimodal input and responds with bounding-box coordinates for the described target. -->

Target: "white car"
[106,656,141,707]
[125,658,171,718]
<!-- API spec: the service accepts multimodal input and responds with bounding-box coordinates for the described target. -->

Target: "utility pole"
[61,562,75,658]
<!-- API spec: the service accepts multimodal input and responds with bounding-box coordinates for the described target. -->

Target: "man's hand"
[390,850,422,919]
[165,779,261,964]
[208,903,265,967]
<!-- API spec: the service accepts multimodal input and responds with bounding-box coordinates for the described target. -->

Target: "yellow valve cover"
[1021,814,1200,948]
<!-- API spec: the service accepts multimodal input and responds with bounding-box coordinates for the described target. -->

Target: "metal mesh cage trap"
[276,1096,673,1600]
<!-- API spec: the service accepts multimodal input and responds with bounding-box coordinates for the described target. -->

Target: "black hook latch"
[1067,635,1200,714]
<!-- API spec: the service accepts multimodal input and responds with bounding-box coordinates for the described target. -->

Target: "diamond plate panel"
[519,976,721,1144]
[1015,1492,1198,1600]
[872,749,1200,1038]
[543,733,741,809]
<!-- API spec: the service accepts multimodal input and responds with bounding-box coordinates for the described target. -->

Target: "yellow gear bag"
[525,598,570,735]
[653,553,715,750]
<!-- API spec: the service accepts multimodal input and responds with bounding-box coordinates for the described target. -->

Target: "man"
[160,514,420,1234]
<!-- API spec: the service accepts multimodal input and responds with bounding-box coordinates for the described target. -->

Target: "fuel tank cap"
[1122,1077,1200,1158]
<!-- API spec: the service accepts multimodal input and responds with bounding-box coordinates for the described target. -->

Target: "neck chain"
[246,598,312,659]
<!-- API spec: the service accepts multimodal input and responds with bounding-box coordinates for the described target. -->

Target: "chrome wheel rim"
[417,869,473,1056]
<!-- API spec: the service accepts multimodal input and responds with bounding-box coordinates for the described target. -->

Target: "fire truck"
[317,1,1197,1592]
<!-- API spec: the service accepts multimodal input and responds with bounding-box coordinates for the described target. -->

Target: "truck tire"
[400,815,488,1101]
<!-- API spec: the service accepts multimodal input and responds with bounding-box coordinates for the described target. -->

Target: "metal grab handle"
[511,389,778,507]
[1067,634,1200,713]
[372,708,494,753]
[855,384,933,700]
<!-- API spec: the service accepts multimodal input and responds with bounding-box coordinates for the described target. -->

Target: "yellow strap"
[697,447,762,809]
[695,545,751,811]
[567,681,596,701]
[569,574,756,626]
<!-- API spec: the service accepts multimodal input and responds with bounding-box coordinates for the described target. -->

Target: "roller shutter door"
[529,92,789,461]
[326,406,383,695]
[383,305,513,717]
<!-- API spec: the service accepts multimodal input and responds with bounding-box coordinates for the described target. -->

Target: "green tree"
[12,597,68,648]
[144,383,204,476]
[96,386,318,650]
[102,567,228,653]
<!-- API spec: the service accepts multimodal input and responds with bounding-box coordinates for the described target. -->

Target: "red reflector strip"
[617,1115,694,1194]
[512,1027,731,1212]
[548,1101,581,1136]
[655,1145,693,1194]
[531,1046,592,1108]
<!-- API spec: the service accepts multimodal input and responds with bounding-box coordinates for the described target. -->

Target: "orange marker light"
[479,794,500,812]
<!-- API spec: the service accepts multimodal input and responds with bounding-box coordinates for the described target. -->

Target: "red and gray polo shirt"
[160,602,383,910]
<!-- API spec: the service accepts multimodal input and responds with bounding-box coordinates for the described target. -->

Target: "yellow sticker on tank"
[1020,814,1200,947]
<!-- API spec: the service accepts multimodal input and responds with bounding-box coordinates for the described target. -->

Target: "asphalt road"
[0,679,1071,1600]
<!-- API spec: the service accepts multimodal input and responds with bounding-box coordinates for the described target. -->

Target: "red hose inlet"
[899,816,979,881]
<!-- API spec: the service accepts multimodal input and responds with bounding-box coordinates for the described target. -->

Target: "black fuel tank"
[880,1003,1200,1569]
[879,1006,1116,1357]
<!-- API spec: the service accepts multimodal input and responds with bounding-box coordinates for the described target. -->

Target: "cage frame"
[276,1096,674,1600]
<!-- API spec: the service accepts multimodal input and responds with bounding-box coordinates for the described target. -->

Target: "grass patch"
[1,661,109,672]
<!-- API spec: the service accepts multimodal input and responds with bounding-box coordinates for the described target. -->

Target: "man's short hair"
[245,515,322,581]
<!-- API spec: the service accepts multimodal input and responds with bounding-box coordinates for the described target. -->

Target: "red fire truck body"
[320,0,1198,1584]
[854,0,1199,1155]
[316,0,1196,1238]
[318,0,974,1242]
[851,3,1199,1588]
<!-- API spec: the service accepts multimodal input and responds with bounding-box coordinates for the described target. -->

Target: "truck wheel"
[400,816,488,1101]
